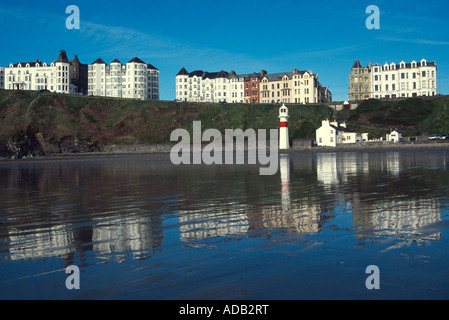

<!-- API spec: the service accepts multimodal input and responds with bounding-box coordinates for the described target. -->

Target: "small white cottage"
[316,119,363,147]
[386,130,403,143]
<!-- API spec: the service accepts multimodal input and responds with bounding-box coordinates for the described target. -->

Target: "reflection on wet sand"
[0,150,448,263]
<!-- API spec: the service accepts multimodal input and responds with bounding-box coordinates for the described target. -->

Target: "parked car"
[440,134,449,140]
[429,134,439,140]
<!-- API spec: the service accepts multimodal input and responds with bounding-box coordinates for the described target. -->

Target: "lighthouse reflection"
[280,154,291,212]
[260,153,323,234]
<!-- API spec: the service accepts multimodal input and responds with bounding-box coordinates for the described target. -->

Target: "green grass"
[3,89,448,145]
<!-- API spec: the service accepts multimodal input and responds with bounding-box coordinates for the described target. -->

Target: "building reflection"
[0,151,447,263]
[178,154,323,241]
[316,151,443,245]
[259,154,322,234]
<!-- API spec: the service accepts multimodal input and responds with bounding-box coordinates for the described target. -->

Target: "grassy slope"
[341,96,449,137]
[2,90,448,145]
[0,90,332,144]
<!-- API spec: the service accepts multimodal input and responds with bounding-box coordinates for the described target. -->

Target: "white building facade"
[316,119,362,147]
[386,130,403,143]
[176,67,234,103]
[4,50,72,94]
[350,59,437,100]
[88,57,159,101]
[371,59,437,99]
[176,67,331,104]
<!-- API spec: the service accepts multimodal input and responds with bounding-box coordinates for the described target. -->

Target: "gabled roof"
[111,58,122,64]
[127,57,146,64]
[177,67,189,76]
[91,58,106,65]
[262,72,293,81]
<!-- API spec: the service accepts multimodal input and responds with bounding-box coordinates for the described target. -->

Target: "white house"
[316,119,363,147]
[386,130,403,143]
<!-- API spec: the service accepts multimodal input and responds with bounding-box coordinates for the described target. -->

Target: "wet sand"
[2,140,449,163]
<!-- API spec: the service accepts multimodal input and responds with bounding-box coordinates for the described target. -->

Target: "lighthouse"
[278,103,289,150]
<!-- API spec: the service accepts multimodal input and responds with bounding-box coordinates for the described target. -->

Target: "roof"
[111,58,122,64]
[216,70,229,78]
[356,59,437,70]
[12,60,42,67]
[237,72,261,80]
[330,124,351,132]
[147,63,158,70]
[57,50,69,63]
[91,58,106,65]
[177,67,189,76]
[352,60,362,69]
[267,72,292,81]
[127,57,146,64]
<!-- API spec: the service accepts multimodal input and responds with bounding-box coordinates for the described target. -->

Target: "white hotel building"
[176,67,240,103]
[350,59,437,100]
[88,57,159,101]
[3,50,73,94]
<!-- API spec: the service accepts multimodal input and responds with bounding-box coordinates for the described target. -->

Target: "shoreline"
[1,140,449,163]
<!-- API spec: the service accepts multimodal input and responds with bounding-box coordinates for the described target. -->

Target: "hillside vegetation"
[1,89,449,158]
[340,96,449,137]
[0,90,331,157]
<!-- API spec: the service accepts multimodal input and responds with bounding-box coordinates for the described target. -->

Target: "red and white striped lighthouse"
[278,104,289,149]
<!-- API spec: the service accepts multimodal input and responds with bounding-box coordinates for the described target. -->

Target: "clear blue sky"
[1,0,448,101]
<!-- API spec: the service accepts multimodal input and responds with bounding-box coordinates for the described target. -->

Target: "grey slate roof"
[352,60,362,69]
[57,50,69,63]
[127,57,146,64]
[147,63,158,70]
[91,58,106,64]
[177,67,189,76]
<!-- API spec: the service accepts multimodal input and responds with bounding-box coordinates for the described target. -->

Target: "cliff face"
[0,90,332,158]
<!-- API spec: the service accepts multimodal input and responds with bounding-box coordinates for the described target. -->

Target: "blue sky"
[1,0,448,101]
